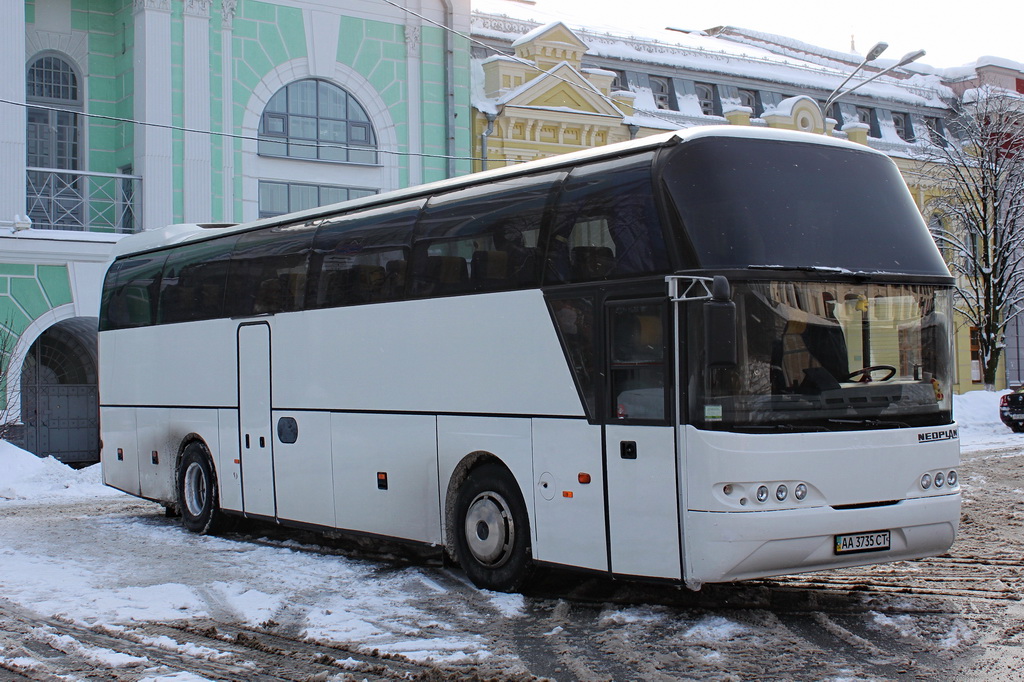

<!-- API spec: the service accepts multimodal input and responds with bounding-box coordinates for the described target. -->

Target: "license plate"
[834,530,891,555]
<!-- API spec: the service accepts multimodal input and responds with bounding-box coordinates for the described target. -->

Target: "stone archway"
[20,317,99,467]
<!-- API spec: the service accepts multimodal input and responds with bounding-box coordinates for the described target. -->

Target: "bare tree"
[1,318,21,440]
[918,85,1024,389]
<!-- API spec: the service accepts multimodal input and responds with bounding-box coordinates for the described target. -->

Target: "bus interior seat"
[417,255,469,296]
[571,246,615,281]
[384,259,407,298]
[471,250,509,290]
[774,319,849,392]
[349,264,386,302]
[253,278,284,314]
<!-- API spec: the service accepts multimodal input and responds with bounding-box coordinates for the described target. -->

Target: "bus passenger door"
[603,299,681,579]
[237,323,276,518]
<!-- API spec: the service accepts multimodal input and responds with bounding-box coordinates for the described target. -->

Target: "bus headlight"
[947,470,958,487]
[756,485,769,503]
[921,473,932,489]
[794,483,807,501]
[935,471,945,487]
[775,484,788,501]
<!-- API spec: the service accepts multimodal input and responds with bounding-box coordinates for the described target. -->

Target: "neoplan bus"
[98,127,960,592]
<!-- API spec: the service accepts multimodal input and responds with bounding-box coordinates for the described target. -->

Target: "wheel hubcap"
[464,491,514,568]
[183,462,207,517]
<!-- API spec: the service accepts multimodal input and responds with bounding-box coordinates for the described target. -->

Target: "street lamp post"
[822,47,927,130]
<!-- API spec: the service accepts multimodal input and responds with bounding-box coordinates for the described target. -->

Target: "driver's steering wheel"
[846,365,897,382]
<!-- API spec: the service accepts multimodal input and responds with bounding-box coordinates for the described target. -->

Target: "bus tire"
[453,463,532,592]
[177,442,223,535]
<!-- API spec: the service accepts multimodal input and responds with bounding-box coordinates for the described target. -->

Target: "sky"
[483,0,1022,69]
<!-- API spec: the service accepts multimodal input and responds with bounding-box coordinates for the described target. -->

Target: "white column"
[406,22,424,186]
[221,0,236,223]
[183,0,212,223]
[0,0,27,229]
[134,0,174,230]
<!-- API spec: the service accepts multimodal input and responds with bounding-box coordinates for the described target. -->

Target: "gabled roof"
[497,61,623,117]
[511,21,588,52]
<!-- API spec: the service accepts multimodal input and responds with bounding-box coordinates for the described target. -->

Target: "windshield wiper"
[748,264,849,274]
[735,423,831,433]
[828,418,910,430]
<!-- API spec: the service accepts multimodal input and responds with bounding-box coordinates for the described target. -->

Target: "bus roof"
[112,126,885,259]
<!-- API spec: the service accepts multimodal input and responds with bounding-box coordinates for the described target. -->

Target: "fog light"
[795,483,807,501]
[756,485,769,502]
[723,484,733,495]
[776,484,788,501]
[935,471,945,487]
[947,470,958,487]
[921,473,932,489]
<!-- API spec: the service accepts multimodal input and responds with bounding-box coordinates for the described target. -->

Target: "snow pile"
[953,389,1018,453]
[0,440,123,502]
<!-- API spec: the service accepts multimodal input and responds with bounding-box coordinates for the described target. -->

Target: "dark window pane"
[307,201,421,307]
[661,137,950,276]
[548,295,598,419]
[102,253,167,330]
[610,302,666,421]
[545,154,669,284]
[159,237,238,324]
[414,173,560,295]
[227,225,317,316]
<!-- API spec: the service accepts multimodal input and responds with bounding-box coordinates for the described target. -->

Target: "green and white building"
[1,0,472,463]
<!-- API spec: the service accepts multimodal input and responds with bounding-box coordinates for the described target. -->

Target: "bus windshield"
[661,136,950,277]
[689,280,954,431]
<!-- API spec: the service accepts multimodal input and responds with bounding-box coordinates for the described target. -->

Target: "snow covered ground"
[1,390,1020,679]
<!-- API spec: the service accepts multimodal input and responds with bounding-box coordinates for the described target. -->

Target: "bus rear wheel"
[454,463,532,592]
[177,442,223,534]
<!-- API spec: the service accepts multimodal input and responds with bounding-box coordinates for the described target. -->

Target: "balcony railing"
[26,167,142,234]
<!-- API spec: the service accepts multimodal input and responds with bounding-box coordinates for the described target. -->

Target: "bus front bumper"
[683,492,960,589]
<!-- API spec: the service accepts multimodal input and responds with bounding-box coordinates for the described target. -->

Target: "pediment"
[512,22,588,53]
[501,63,622,118]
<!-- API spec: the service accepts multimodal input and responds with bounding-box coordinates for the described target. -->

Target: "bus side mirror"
[704,275,737,368]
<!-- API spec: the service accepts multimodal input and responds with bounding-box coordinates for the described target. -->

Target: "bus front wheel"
[454,463,532,592]
[177,442,223,534]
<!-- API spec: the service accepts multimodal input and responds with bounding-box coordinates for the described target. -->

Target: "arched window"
[26,54,83,230]
[258,79,378,164]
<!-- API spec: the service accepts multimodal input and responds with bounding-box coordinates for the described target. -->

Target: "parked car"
[999,387,1024,432]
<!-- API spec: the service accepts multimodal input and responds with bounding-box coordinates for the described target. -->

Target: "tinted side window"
[226,224,316,317]
[98,260,124,332]
[545,154,670,284]
[548,295,598,419]
[307,201,420,308]
[159,237,238,324]
[101,253,167,330]
[412,173,563,297]
[609,301,667,422]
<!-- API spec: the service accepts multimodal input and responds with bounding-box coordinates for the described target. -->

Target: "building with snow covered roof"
[469,1,1024,395]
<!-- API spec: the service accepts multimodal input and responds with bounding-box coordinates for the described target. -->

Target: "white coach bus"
[99,127,960,591]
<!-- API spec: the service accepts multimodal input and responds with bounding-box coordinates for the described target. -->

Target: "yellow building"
[469,13,1013,393]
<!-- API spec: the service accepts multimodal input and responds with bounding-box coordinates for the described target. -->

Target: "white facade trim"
[183,6,213,222]
[0,0,27,229]
[6,302,78,424]
[239,59,401,222]
[134,2,174,232]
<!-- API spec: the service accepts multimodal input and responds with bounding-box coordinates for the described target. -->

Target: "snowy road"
[2,391,1023,680]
